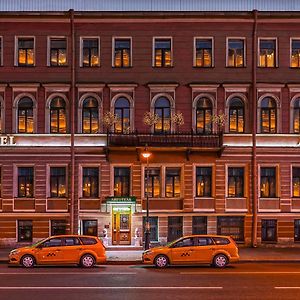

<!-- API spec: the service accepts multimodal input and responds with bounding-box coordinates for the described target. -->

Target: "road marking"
[181,271,300,275]
[0,272,136,275]
[275,287,300,289]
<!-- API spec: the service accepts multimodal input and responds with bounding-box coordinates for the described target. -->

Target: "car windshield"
[30,238,48,248]
[166,237,183,248]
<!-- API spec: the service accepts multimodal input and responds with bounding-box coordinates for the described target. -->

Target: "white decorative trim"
[14,36,36,67]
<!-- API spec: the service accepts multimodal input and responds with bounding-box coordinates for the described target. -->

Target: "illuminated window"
[82,220,98,236]
[17,38,34,66]
[82,97,99,133]
[293,98,300,133]
[144,168,161,198]
[196,97,212,134]
[261,97,277,133]
[18,97,34,133]
[154,38,172,67]
[228,167,244,197]
[165,168,180,198]
[291,39,300,68]
[114,97,130,133]
[50,167,66,198]
[260,167,276,198]
[114,167,130,197]
[82,167,99,198]
[195,38,212,67]
[154,97,171,133]
[49,38,67,66]
[196,167,212,197]
[113,38,131,67]
[227,39,245,67]
[229,98,244,133]
[259,39,276,67]
[50,97,67,133]
[18,167,34,198]
[51,220,67,235]
[18,220,32,242]
[293,167,300,198]
[82,38,100,67]
[192,216,207,235]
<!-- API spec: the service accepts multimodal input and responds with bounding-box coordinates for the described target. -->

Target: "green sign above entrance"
[105,196,136,203]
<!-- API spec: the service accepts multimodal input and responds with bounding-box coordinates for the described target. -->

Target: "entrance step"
[106,245,143,251]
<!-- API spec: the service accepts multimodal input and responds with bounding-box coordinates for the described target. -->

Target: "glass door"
[112,207,131,245]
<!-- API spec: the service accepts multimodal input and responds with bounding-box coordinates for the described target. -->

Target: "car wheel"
[80,254,96,268]
[213,254,228,268]
[21,255,35,268]
[154,255,169,268]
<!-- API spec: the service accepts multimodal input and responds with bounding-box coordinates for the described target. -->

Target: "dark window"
[291,39,300,68]
[0,36,2,66]
[18,167,34,198]
[293,99,300,133]
[229,98,245,133]
[50,38,67,66]
[217,216,244,242]
[261,219,277,242]
[114,39,131,67]
[165,168,180,198]
[168,216,183,242]
[195,38,212,67]
[293,167,300,197]
[50,167,66,198]
[114,167,130,197]
[154,39,172,67]
[18,97,34,133]
[228,167,244,197]
[114,97,130,133]
[0,166,1,197]
[42,238,63,248]
[228,39,245,67]
[82,98,99,133]
[82,167,99,198]
[261,97,277,133]
[154,97,171,134]
[260,167,276,198]
[18,220,32,242]
[82,220,98,236]
[82,38,99,67]
[172,237,194,248]
[259,39,276,67]
[17,38,34,66]
[143,217,158,242]
[144,168,160,198]
[196,98,212,134]
[50,97,67,133]
[63,237,80,246]
[192,216,207,234]
[294,220,300,242]
[80,237,97,245]
[213,237,230,245]
[51,220,67,236]
[196,167,212,197]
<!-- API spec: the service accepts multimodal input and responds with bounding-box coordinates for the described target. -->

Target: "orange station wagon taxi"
[9,235,106,268]
[142,235,239,268]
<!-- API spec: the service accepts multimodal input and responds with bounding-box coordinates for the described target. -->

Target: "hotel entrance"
[112,206,131,245]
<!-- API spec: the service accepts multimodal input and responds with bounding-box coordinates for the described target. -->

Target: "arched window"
[82,97,99,133]
[154,97,171,133]
[50,97,67,133]
[261,97,277,133]
[293,98,300,133]
[18,97,34,133]
[114,97,130,133]
[196,97,212,134]
[229,97,244,133]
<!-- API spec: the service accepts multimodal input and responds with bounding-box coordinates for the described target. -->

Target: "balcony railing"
[107,130,223,148]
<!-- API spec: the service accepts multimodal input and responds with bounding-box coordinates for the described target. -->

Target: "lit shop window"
[293,167,300,198]
[229,98,245,133]
[196,97,212,134]
[114,167,130,197]
[18,167,34,198]
[18,220,33,242]
[50,38,67,66]
[291,39,300,68]
[114,97,130,133]
[82,38,100,67]
[50,97,67,133]
[154,38,172,67]
[194,38,212,67]
[82,97,99,133]
[51,220,67,236]
[82,167,99,198]
[82,220,98,236]
[260,167,276,198]
[144,168,161,198]
[259,39,276,67]
[113,38,131,67]
[18,97,34,133]
[50,167,66,198]
[228,167,244,197]
[154,97,171,134]
[17,38,34,66]
[260,97,277,133]
[227,39,245,67]
[293,98,300,133]
[165,168,181,198]
[196,167,212,197]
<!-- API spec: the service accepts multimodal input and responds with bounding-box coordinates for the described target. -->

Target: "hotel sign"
[0,135,16,146]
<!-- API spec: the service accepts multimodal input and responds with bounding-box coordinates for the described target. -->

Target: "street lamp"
[141,148,152,250]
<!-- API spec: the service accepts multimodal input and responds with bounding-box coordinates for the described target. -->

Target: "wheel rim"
[82,255,94,267]
[215,255,226,267]
[22,256,34,267]
[156,256,167,267]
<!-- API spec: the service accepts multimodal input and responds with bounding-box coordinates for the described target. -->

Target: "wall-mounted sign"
[0,135,16,146]
[106,196,136,203]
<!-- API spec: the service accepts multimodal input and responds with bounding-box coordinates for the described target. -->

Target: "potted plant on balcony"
[171,111,184,133]
[143,111,159,132]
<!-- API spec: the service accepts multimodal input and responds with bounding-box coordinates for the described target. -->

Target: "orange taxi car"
[142,235,239,268]
[9,235,106,268]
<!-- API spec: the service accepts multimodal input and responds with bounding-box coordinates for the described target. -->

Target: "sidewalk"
[0,247,299,264]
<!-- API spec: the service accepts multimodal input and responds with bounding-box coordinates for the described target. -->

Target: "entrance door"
[112,207,131,245]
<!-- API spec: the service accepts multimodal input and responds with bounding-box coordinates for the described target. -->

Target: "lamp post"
[141,148,152,250]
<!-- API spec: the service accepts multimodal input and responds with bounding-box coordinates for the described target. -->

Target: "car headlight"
[10,249,20,255]
[143,250,152,255]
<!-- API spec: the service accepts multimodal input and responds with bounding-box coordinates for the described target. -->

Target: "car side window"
[172,238,194,248]
[213,237,230,245]
[41,238,62,248]
[80,237,97,245]
[64,237,81,246]
[195,237,208,246]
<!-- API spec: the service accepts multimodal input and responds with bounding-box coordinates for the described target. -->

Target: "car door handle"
[55,249,61,252]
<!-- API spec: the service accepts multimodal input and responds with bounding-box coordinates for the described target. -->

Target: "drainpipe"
[251,10,258,247]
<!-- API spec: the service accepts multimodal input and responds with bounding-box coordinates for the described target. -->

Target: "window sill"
[14,197,35,200]
[257,66,278,68]
[15,65,35,68]
[80,65,101,68]
[152,66,174,69]
[226,197,247,200]
[80,197,100,200]
[47,65,69,68]
[47,197,68,200]
[142,197,182,201]
[225,66,246,68]
[112,66,132,69]
[192,66,214,69]
[259,197,280,200]
[194,197,214,200]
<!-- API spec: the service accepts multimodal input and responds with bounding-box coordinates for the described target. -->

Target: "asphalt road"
[1,263,300,300]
